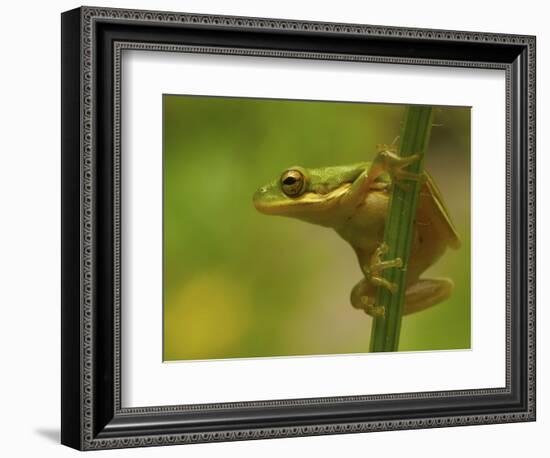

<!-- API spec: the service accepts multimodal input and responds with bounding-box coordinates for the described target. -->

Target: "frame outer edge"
[61,7,84,451]
[80,6,96,451]
[81,5,535,43]
[526,36,536,421]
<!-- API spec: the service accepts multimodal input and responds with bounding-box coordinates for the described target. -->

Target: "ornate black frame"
[61,6,536,451]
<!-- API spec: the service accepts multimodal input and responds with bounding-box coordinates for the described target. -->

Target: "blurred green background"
[163,95,471,361]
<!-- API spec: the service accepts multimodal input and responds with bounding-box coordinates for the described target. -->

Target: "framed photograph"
[61,6,536,450]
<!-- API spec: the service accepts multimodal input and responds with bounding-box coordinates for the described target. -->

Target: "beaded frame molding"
[61,6,536,451]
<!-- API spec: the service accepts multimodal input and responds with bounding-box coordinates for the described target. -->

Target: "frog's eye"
[280,169,305,197]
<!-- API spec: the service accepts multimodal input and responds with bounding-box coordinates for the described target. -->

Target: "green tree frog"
[253,148,461,317]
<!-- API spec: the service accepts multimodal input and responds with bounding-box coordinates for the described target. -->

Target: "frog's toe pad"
[366,304,385,318]
[359,296,385,317]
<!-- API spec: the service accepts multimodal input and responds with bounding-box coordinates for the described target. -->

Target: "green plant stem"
[369,106,433,352]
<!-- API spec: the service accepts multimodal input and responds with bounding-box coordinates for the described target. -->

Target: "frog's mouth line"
[254,183,352,215]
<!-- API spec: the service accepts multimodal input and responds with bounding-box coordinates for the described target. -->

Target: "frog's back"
[417,170,461,250]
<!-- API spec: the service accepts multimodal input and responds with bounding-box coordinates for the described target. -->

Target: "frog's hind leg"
[350,278,385,317]
[403,278,454,316]
[352,277,453,317]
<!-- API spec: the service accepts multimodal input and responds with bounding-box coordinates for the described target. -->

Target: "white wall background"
[0,0,545,456]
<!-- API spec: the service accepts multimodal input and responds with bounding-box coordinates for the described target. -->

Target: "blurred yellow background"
[163,95,470,361]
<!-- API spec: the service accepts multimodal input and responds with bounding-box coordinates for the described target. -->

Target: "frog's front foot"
[351,243,403,317]
[367,149,425,186]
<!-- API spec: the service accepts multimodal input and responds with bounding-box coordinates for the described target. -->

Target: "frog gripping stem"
[369,106,433,353]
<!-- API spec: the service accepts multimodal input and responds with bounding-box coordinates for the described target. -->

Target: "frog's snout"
[253,186,269,212]
[253,186,268,201]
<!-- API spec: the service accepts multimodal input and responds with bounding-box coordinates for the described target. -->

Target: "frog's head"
[253,164,366,227]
